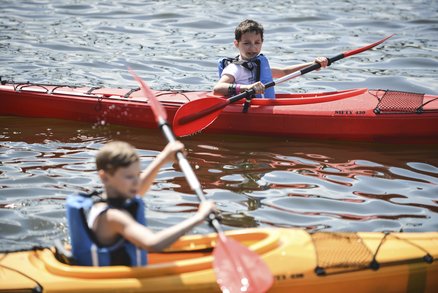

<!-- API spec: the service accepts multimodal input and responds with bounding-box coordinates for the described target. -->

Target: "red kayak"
[1,82,437,143]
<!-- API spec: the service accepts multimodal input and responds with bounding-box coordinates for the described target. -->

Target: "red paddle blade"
[173,97,228,137]
[343,34,394,58]
[129,68,168,122]
[213,236,274,293]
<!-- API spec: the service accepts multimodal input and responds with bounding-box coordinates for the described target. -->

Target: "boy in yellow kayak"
[66,141,215,266]
[214,19,329,99]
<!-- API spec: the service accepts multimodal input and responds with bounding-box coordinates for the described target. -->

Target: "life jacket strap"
[242,97,252,113]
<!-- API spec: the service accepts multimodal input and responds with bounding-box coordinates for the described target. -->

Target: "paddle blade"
[213,236,274,293]
[173,97,228,137]
[129,68,168,122]
[343,34,394,58]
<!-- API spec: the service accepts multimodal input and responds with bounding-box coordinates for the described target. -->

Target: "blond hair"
[96,141,139,174]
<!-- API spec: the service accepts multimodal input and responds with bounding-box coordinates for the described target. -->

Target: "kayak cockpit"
[206,88,368,106]
[37,229,281,279]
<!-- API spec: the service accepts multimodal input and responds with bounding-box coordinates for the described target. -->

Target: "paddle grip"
[300,53,345,75]
[264,81,275,89]
[300,62,322,75]
[209,216,225,234]
[229,81,277,104]
[328,54,344,66]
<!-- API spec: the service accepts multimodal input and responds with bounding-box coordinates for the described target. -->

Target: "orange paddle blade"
[173,97,228,137]
[213,236,274,293]
[343,34,394,57]
[129,68,168,122]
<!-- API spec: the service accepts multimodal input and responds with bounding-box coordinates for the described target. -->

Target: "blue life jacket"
[218,54,275,99]
[66,192,148,266]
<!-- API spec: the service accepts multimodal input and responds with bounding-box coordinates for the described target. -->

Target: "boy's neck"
[102,186,129,200]
[101,189,132,208]
[239,54,259,62]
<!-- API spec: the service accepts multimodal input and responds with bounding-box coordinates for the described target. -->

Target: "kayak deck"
[1,83,438,142]
[1,228,437,292]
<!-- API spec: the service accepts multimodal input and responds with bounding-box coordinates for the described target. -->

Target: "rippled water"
[1,0,438,251]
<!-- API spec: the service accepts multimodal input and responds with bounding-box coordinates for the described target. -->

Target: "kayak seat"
[54,239,77,265]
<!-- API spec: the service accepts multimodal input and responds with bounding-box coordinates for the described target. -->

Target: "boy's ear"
[98,169,109,182]
[233,39,238,47]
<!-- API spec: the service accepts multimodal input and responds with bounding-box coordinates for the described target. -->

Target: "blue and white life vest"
[218,54,275,99]
[66,192,148,266]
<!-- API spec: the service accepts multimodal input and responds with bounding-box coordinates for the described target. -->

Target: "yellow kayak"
[1,228,437,292]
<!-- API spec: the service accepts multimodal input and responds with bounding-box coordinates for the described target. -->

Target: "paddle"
[173,34,394,137]
[129,69,274,293]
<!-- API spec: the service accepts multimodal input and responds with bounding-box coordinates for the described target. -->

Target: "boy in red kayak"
[66,141,215,266]
[214,19,329,98]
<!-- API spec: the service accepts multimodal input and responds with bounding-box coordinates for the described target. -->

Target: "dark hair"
[96,141,139,174]
[234,19,264,42]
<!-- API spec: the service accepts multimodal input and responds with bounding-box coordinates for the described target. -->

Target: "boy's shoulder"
[67,191,105,207]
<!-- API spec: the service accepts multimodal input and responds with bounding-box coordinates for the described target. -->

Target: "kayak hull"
[0,228,437,292]
[1,83,437,142]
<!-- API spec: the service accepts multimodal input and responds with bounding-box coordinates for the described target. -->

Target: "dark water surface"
[1,0,437,251]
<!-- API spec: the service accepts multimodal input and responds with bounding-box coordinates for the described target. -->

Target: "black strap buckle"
[242,97,253,113]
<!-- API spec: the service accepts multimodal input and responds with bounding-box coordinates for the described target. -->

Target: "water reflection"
[1,116,437,251]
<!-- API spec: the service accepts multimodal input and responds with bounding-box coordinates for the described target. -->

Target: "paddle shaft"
[158,110,263,292]
[241,34,395,101]
[178,34,394,126]
[157,117,224,233]
[155,109,259,293]
[263,53,345,88]
[130,69,274,292]
[177,55,352,125]
[178,59,328,124]
[129,69,224,232]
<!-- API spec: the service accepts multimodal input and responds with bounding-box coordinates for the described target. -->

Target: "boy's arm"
[137,141,185,196]
[107,201,214,252]
[214,74,265,96]
[271,62,314,78]
[213,74,235,95]
[271,57,328,78]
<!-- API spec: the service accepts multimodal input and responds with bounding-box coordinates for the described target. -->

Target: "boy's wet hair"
[234,19,264,42]
[96,141,139,174]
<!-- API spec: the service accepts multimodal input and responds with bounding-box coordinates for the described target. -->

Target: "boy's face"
[100,161,141,198]
[234,31,263,60]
